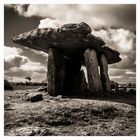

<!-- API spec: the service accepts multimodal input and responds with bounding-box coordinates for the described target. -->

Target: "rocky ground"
[4,88,136,136]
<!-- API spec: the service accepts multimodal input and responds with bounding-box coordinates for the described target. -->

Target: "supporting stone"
[84,49,102,94]
[63,59,81,96]
[47,48,65,96]
[80,69,88,95]
[100,54,111,93]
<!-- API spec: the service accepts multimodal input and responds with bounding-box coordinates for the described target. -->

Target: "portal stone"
[47,48,65,96]
[84,49,102,94]
[100,54,111,93]
[80,70,88,95]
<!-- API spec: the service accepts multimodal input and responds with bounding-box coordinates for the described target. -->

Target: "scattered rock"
[56,95,62,99]
[54,95,63,101]
[37,86,48,92]
[8,126,53,136]
[128,89,136,95]
[4,79,13,90]
[4,103,15,111]
[24,93,43,102]
[24,92,29,95]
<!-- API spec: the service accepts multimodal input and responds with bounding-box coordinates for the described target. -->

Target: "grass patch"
[4,90,136,136]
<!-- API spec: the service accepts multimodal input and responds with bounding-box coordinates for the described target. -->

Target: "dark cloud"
[5,68,31,77]
[92,5,136,31]
[5,4,136,31]
[4,6,42,47]
[4,46,47,82]
[20,47,48,65]
[110,50,136,70]
[4,55,28,71]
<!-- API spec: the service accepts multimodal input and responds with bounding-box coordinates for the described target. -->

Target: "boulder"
[4,79,13,90]
[37,86,48,92]
[24,93,43,102]
[60,22,92,34]
[8,126,53,136]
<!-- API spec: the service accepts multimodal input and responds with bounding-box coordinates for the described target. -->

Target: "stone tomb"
[12,22,121,96]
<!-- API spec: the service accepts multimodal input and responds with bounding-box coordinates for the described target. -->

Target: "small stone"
[8,126,53,136]
[4,79,13,90]
[37,86,48,92]
[24,93,43,102]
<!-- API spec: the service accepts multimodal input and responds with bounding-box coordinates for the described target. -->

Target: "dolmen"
[12,22,121,96]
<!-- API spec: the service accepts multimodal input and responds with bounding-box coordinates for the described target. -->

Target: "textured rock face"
[60,22,92,34]
[47,48,65,96]
[84,49,102,94]
[80,70,88,95]
[100,54,111,93]
[11,22,93,53]
[100,46,121,64]
[47,48,82,96]
[8,126,52,136]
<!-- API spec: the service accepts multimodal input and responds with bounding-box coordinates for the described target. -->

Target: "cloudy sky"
[4,4,136,83]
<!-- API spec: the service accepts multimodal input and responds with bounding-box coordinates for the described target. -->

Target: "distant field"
[12,85,41,90]
[4,89,136,136]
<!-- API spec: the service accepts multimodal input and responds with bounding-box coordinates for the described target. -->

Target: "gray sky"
[4,4,136,83]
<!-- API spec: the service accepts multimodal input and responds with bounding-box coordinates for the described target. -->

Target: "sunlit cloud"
[4,46,47,82]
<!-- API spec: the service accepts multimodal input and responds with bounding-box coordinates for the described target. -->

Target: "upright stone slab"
[84,49,102,94]
[100,54,111,92]
[80,70,88,95]
[47,48,65,96]
[63,59,81,96]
